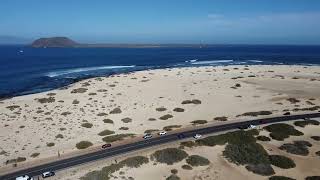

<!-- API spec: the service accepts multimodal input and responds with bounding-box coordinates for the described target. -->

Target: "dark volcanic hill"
[31,37,79,48]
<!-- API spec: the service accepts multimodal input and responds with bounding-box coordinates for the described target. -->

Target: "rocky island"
[31,37,79,48]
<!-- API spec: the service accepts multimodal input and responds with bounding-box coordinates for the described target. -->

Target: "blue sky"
[1,0,320,44]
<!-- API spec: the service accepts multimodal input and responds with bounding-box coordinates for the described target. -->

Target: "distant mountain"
[0,36,31,45]
[31,37,79,48]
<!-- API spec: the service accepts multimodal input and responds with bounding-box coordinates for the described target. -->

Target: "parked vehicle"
[158,131,167,136]
[193,134,202,139]
[16,175,33,180]
[102,143,112,149]
[143,133,152,139]
[42,171,55,178]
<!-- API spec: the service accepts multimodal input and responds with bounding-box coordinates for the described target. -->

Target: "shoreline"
[1,63,319,100]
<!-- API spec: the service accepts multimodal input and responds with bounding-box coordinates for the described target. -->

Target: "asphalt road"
[2,112,320,180]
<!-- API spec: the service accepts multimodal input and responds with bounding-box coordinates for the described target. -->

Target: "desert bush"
[269,176,295,180]
[81,123,93,128]
[55,134,64,139]
[81,156,148,180]
[6,105,20,111]
[190,120,208,125]
[171,169,178,174]
[121,117,132,123]
[294,120,319,127]
[245,164,275,176]
[71,88,88,93]
[102,134,135,143]
[305,176,320,180]
[97,112,108,116]
[17,157,27,162]
[214,116,228,121]
[166,174,180,180]
[88,92,97,96]
[316,151,320,156]
[173,108,185,112]
[287,98,300,104]
[47,142,55,147]
[159,114,173,120]
[151,148,188,165]
[103,119,114,124]
[72,99,80,104]
[269,155,296,169]
[223,143,270,165]
[186,155,210,166]
[61,111,72,116]
[76,141,93,149]
[279,141,311,156]
[110,107,122,114]
[239,111,272,117]
[264,123,303,141]
[181,99,201,104]
[257,136,271,141]
[181,164,193,170]
[30,153,40,158]
[37,97,55,103]
[148,118,156,121]
[98,129,115,136]
[120,156,149,168]
[292,106,320,112]
[163,125,181,131]
[156,107,167,111]
[311,136,320,141]
[144,129,159,134]
[119,127,129,130]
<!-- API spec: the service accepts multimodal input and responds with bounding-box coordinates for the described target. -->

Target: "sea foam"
[46,65,135,77]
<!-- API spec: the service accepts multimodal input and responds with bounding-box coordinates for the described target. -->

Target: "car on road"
[143,133,152,139]
[177,133,185,139]
[42,171,55,178]
[102,143,112,149]
[16,175,33,180]
[158,131,167,136]
[193,134,202,139]
[238,124,256,130]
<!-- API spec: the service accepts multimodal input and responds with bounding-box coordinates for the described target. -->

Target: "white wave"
[248,60,263,63]
[46,65,135,77]
[185,59,198,63]
[191,60,233,65]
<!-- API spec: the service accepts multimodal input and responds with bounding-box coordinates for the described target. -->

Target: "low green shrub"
[264,123,303,141]
[269,155,296,169]
[186,155,210,166]
[151,148,188,165]
[98,129,115,136]
[76,141,93,149]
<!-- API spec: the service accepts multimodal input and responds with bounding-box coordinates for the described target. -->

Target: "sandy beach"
[0,65,320,174]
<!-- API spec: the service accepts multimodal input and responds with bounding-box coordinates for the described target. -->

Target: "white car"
[193,134,202,139]
[16,175,33,180]
[143,133,152,139]
[249,124,257,129]
[42,171,55,178]
[158,131,167,136]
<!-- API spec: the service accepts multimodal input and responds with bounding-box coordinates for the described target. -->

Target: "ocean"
[1,45,320,98]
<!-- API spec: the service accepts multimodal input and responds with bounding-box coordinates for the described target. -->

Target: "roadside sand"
[0,65,319,170]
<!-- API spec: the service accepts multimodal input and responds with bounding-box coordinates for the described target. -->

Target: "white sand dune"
[0,65,319,172]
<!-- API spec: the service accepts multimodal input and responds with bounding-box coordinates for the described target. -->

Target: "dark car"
[177,133,185,139]
[102,143,112,149]
[42,171,55,178]
[238,125,249,130]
